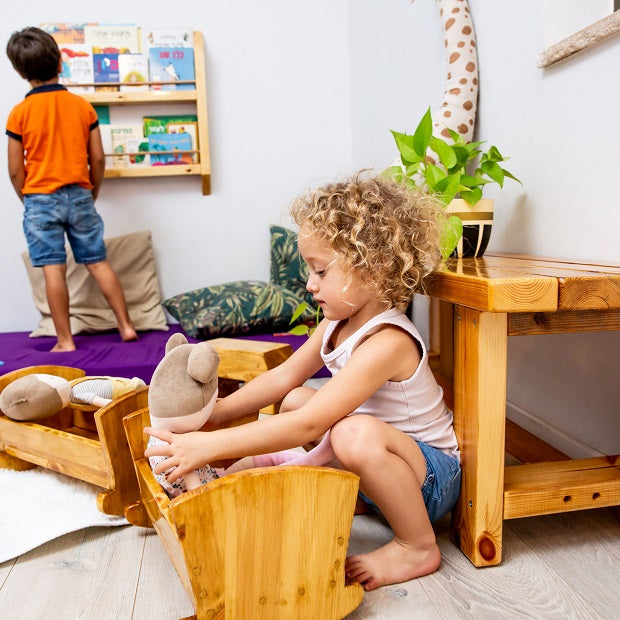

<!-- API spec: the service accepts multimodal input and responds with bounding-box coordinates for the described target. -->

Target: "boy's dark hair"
[6,27,61,82]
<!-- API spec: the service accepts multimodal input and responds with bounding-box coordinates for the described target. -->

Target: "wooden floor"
[0,500,617,619]
[1,420,618,619]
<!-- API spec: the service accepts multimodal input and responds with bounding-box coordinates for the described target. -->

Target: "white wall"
[348,0,619,457]
[0,0,352,332]
[0,1,617,456]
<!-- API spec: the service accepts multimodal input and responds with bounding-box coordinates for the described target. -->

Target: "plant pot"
[446,198,494,258]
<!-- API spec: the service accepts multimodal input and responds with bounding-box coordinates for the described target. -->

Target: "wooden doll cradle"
[123,409,364,620]
[0,365,148,516]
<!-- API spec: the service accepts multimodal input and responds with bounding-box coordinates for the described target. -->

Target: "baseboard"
[506,401,605,460]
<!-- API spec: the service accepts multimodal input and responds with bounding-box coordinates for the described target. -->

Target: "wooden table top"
[427,253,620,313]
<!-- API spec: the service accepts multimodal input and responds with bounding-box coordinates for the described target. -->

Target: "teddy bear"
[146,332,224,497]
[0,373,146,421]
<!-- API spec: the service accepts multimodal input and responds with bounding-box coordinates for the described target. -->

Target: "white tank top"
[321,308,459,460]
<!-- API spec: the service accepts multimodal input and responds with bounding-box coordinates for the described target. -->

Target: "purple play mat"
[0,326,329,384]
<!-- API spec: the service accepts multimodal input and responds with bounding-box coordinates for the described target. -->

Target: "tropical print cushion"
[163,280,312,340]
[269,225,314,306]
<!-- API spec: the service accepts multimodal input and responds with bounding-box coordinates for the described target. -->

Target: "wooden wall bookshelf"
[75,31,211,195]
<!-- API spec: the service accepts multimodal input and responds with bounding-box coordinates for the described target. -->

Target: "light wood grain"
[509,308,620,335]
[451,306,507,566]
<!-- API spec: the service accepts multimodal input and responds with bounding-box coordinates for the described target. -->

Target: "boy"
[5,27,137,351]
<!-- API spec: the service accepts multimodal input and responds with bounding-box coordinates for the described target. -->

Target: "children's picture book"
[40,23,97,44]
[143,29,193,49]
[143,114,198,136]
[93,105,110,125]
[118,54,149,91]
[148,47,195,90]
[84,24,141,54]
[148,132,193,165]
[93,53,119,91]
[166,121,198,163]
[109,125,149,167]
[58,44,94,92]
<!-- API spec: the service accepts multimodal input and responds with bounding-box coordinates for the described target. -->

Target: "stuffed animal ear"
[165,332,188,354]
[187,343,220,384]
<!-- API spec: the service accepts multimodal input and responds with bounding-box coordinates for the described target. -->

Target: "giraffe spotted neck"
[432,0,479,143]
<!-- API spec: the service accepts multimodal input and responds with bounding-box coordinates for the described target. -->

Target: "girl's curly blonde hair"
[291,172,444,310]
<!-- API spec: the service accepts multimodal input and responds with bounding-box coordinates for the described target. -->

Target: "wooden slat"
[80,90,197,105]
[504,419,568,463]
[509,309,620,335]
[558,276,620,310]
[193,30,212,195]
[504,457,620,519]
[428,269,558,313]
[0,417,109,487]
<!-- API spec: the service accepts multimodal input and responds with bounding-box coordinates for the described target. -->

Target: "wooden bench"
[427,253,620,567]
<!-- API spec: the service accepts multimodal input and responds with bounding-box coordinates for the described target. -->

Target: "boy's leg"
[85,260,138,342]
[331,414,441,591]
[42,264,76,352]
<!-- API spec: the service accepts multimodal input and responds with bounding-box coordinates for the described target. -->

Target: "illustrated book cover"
[143,29,193,49]
[40,23,97,44]
[93,53,119,91]
[58,44,94,92]
[84,24,141,54]
[118,53,149,91]
[143,114,198,136]
[166,121,198,163]
[148,132,193,165]
[148,47,195,90]
[108,125,148,167]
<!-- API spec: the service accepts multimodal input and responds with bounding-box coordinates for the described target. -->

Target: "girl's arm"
[7,137,25,201]
[204,320,328,428]
[88,126,105,201]
[146,325,418,482]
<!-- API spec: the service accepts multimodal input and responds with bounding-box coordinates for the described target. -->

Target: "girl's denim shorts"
[360,440,461,523]
[23,184,105,267]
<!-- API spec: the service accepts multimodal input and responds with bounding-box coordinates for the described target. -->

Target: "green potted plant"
[385,107,521,259]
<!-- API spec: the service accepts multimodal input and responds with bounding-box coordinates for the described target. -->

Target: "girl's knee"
[330,415,378,466]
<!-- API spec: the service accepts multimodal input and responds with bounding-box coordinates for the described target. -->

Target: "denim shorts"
[23,184,106,267]
[360,440,461,523]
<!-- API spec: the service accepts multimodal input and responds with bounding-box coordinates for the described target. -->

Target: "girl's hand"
[144,427,213,483]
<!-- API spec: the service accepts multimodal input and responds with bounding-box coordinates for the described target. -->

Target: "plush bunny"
[0,373,145,421]
[146,332,223,497]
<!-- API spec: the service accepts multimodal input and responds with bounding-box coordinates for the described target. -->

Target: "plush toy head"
[0,374,71,421]
[148,333,220,433]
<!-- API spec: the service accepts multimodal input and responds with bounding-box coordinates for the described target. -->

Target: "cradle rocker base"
[124,408,364,620]
[0,365,148,516]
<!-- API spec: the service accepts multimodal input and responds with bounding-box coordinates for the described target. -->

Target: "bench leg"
[450,306,507,566]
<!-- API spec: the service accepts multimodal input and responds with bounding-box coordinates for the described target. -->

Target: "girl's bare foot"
[345,538,441,591]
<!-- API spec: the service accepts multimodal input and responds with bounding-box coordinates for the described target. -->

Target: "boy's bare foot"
[51,341,76,352]
[120,326,139,342]
[345,538,441,591]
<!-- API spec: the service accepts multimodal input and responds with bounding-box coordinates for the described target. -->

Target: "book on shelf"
[148,47,195,90]
[143,114,198,136]
[166,121,198,163]
[40,23,97,44]
[118,53,149,91]
[107,124,149,168]
[84,24,141,54]
[93,53,119,91]
[143,29,193,49]
[148,132,193,165]
[58,44,94,92]
[93,106,110,124]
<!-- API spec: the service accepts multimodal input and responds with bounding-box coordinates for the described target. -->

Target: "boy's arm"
[88,126,105,200]
[7,137,25,201]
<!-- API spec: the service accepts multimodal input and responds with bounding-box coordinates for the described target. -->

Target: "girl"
[145,173,461,591]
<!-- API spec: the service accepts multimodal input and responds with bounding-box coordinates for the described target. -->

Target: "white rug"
[0,466,127,564]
